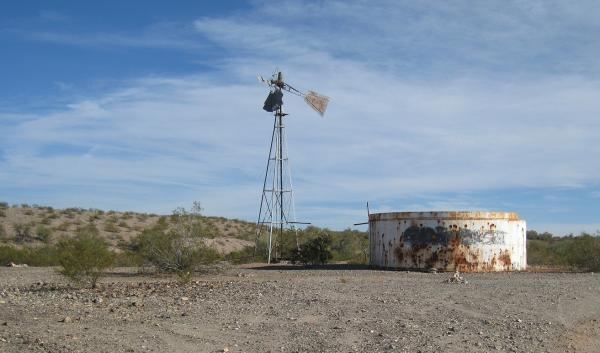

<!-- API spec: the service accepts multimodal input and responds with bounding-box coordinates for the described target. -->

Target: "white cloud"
[27,21,205,51]
[2,1,600,231]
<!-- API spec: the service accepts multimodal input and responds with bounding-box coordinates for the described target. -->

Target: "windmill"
[254,70,329,263]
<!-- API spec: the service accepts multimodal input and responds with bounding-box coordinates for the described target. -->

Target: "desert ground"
[1,266,599,353]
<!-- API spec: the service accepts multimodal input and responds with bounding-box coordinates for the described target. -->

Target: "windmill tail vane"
[304,90,329,116]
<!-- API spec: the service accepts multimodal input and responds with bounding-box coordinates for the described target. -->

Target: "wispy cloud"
[25,21,205,51]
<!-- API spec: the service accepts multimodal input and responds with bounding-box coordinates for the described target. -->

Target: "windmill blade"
[257,75,272,87]
[304,90,330,116]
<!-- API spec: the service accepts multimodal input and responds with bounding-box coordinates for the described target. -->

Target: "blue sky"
[1,1,600,235]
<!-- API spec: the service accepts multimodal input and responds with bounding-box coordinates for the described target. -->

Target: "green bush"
[0,245,60,266]
[225,246,257,264]
[559,234,600,271]
[35,225,53,243]
[527,231,600,271]
[57,226,114,288]
[129,203,220,275]
[132,228,219,274]
[292,235,332,265]
[155,216,169,230]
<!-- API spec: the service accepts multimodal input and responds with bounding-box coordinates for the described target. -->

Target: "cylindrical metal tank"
[369,211,526,272]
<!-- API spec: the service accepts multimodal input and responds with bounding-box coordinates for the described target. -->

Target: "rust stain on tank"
[372,211,526,272]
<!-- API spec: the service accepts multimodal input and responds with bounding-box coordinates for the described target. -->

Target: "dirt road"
[1,266,599,353]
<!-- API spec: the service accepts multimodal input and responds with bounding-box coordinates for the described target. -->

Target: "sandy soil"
[1,266,599,353]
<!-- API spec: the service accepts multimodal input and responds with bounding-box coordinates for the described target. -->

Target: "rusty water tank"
[369,211,526,272]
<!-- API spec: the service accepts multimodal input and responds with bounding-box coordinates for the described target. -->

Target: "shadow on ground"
[248,263,371,271]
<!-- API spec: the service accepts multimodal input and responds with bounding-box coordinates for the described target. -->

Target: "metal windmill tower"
[255,70,329,263]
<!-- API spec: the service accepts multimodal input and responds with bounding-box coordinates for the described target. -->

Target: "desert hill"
[0,202,254,254]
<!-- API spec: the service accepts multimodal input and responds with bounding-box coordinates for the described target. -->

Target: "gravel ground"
[1,265,599,353]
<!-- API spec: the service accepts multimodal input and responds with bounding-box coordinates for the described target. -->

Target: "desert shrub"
[292,235,332,265]
[118,221,128,228]
[56,221,70,231]
[133,229,219,273]
[35,225,53,243]
[112,250,143,267]
[13,223,33,243]
[558,234,600,271]
[0,202,8,209]
[328,228,369,263]
[0,245,61,266]
[57,226,114,288]
[46,212,59,219]
[104,221,119,233]
[0,224,6,239]
[130,202,220,275]
[225,246,257,264]
[23,209,34,216]
[527,231,600,271]
[155,216,169,230]
[21,203,30,208]
[40,217,52,225]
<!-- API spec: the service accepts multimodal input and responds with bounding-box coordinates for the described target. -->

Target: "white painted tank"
[369,211,526,272]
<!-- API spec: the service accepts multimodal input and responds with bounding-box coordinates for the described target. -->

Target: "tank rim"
[369,211,520,221]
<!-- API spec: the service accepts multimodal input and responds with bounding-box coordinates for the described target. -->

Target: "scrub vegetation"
[527,230,600,271]
[0,201,599,277]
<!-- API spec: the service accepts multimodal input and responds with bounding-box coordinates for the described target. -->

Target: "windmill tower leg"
[255,107,298,264]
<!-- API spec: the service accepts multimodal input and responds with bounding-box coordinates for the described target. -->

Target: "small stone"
[180,297,189,302]
[61,316,72,323]
[223,347,229,353]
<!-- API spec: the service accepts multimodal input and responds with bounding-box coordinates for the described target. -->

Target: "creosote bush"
[57,225,114,288]
[527,230,600,271]
[35,225,53,243]
[130,202,219,278]
[292,235,332,265]
[13,223,33,243]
